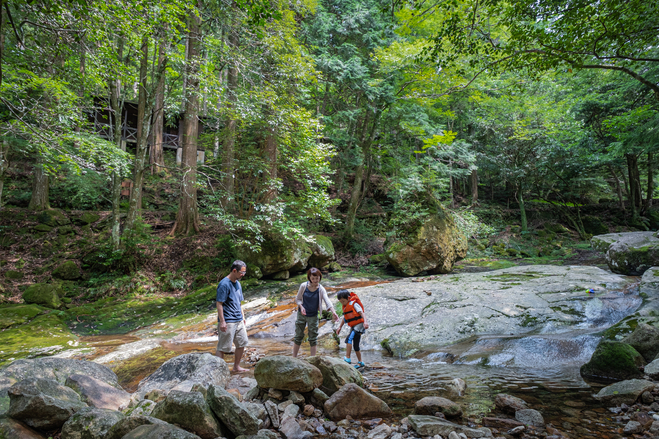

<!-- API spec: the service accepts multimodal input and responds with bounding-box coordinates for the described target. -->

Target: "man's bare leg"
[233,347,248,372]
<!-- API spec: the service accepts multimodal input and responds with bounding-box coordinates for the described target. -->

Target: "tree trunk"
[28,162,49,211]
[150,39,167,174]
[645,152,654,210]
[1,0,5,90]
[344,109,379,240]
[626,153,642,220]
[221,27,239,211]
[109,77,123,249]
[470,168,478,205]
[264,125,277,203]
[609,165,625,211]
[172,10,201,236]
[518,182,527,232]
[125,36,150,233]
[449,163,455,208]
[0,140,7,208]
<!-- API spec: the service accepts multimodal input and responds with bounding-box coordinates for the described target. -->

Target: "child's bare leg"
[345,343,352,359]
[356,350,362,362]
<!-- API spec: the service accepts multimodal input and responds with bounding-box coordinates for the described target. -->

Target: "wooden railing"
[92,122,179,148]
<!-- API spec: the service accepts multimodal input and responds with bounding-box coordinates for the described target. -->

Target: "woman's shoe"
[343,357,352,364]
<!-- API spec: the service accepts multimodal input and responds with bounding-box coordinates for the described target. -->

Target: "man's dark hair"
[231,260,247,272]
[337,290,350,300]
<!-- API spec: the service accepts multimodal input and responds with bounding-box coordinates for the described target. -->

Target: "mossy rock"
[4,270,23,280]
[23,283,63,309]
[510,225,521,233]
[58,225,74,235]
[33,224,54,233]
[582,216,609,236]
[236,235,312,278]
[75,212,101,226]
[580,340,645,381]
[622,323,659,363]
[36,209,70,227]
[368,254,387,265]
[52,261,81,280]
[505,248,520,257]
[0,304,44,329]
[544,223,570,234]
[328,262,341,272]
[308,235,335,268]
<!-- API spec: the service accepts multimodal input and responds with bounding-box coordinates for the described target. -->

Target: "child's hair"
[337,290,350,300]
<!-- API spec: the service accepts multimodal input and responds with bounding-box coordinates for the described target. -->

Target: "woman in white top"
[293,267,339,357]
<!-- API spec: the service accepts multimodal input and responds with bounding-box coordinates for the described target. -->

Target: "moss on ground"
[0,304,44,329]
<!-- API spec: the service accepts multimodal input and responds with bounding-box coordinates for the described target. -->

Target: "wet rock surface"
[65,374,131,410]
[150,390,223,439]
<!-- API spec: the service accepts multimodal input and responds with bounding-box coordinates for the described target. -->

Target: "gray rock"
[507,426,525,435]
[0,414,47,438]
[598,232,659,275]
[447,378,467,398]
[244,385,261,401]
[207,384,259,436]
[278,400,293,412]
[622,323,659,362]
[258,429,279,439]
[243,401,268,422]
[593,379,656,405]
[324,383,392,421]
[105,415,167,439]
[7,378,88,430]
[308,235,335,268]
[254,356,323,393]
[126,399,157,417]
[414,397,462,418]
[514,409,544,428]
[407,415,493,438]
[311,388,329,407]
[65,374,131,411]
[307,356,363,395]
[494,394,528,415]
[288,391,305,405]
[367,423,392,439]
[448,432,460,439]
[279,417,313,439]
[623,420,643,434]
[121,423,202,438]
[649,420,659,435]
[265,400,280,429]
[151,390,224,439]
[269,388,284,400]
[136,353,230,400]
[60,407,124,439]
[282,403,299,422]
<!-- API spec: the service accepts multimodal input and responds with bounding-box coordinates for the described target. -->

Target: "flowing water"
[77,278,643,439]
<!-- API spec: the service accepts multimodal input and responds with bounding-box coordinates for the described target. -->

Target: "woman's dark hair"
[307,267,322,281]
[337,290,350,300]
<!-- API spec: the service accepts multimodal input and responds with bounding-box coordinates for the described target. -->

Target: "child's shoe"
[343,357,352,364]
[354,361,365,369]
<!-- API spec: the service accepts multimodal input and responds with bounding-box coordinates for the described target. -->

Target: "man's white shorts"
[217,321,249,354]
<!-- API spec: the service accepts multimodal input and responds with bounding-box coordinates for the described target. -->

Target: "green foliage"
[50,169,111,210]
[94,219,153,273]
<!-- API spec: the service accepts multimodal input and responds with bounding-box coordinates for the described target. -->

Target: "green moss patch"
[580,340,645,380]
[0,314,78,367]
[0,304,44,329]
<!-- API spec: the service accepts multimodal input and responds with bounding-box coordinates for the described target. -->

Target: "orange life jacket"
[342,293,365,327]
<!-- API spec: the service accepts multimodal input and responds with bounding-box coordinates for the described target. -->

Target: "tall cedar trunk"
[150,39,167,174]
[470,169,478,204]
[645,153,653,210]
[449,163,455,208]
[172,10,201,235]
[109,77,123,249]
[221,27,239,211]
[344,110,379,239]
[264,125,277,202]
[0,0,4,89]
[610,165,625,211]
[518,182,527,232]
[125,36,150,233]
[0,140,7,207]
[28,161,49,211]
[626,153,642,220]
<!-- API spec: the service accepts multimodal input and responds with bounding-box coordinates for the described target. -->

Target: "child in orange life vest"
[335,290,369,368]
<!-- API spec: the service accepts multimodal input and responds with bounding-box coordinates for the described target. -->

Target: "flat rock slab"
[593,379,657,405]
[407,415,493,438]
[65,374,131,410]
[646,359,659,380]
[349,265,637,356]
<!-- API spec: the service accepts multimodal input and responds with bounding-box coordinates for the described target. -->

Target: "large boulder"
[135,353,230,400]
[151,390,224,439]
[646,359,659,380]
[236,236,312,278]
[65,374,131,410]
[7,378,88,430]
[22,283,63,309]
[306,356,363,395]
[106,415,167,439]
[206,384,259,436]
[591,231,659,275]
[414,396,462,418]
[0,415,48,439]
[622,323,659,362]
[593,379,656,405]
[385,207,467,276]
[254,356,322,393]
[580,340,645,381]
[323,383,391,421]
[307,235,335,268]
[121,423,202,439]
[52,261,81,281]
[60,407,124,439]
[407,415,492,438]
